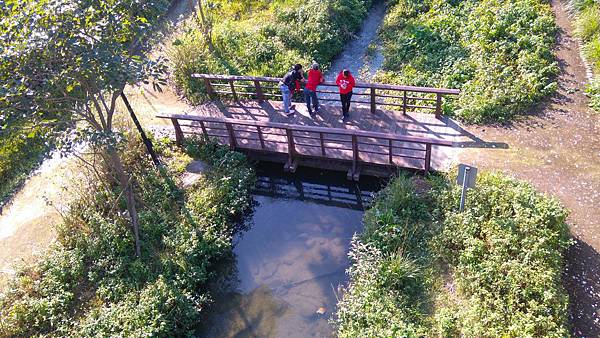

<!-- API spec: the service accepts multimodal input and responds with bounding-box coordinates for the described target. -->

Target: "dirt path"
[456,0,600,335]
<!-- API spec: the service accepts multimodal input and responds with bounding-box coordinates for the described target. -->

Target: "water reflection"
[202,165,383,337]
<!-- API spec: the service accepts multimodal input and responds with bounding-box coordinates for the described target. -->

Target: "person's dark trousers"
[340,92,353,117]
[304,88,320,114]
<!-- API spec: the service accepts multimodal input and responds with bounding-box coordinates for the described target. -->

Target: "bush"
[0,136,255,336]
[376,0,558,123]
[335,171,571,336]
[336,174,435,337]
[432,172,571,337]
[576,4,600,42]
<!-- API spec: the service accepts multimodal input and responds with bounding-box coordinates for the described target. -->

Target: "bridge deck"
[166,99,470,177]
[188,99,464,143]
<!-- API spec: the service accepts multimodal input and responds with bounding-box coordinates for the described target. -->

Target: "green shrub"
[336,171,571,336]
[576,4,600,42]
[376,0,558,123]
[587,78,600,111]
[0,136,255,336]
[336,174,435,337]
[584,36,600,71]
[432,172,571,337]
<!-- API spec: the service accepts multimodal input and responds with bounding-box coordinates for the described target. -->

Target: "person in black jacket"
[279,64,304,115]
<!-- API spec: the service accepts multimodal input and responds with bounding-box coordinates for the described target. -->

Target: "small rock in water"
[316,307,327,315]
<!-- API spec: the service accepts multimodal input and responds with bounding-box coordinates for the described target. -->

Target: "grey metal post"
[459,167,470,212]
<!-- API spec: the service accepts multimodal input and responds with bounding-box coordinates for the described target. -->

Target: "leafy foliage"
[336,171,571,336]
[431,172,571,337]
[0,136,255,336]
[170,0,373,103]
[376,0,558,123]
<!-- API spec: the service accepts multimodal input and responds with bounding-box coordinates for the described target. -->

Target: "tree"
[0,0,169,256]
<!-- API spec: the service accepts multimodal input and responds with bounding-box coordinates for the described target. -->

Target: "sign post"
[456,164,478,212]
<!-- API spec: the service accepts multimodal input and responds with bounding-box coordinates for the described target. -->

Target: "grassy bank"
[170,0,373,103]
[336,171,571,337]
[0,135,255,336]
[375,0,558,123]
[570,0,600,111]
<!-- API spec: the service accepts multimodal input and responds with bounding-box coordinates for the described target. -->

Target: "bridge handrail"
[191,73,459,117]
[157,113,454,147]
[191,73,461,95]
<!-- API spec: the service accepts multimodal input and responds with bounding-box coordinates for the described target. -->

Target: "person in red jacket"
[336,69,355,120]
[304,63,324,116]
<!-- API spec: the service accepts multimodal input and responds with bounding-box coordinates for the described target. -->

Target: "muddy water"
[201,164,383,337]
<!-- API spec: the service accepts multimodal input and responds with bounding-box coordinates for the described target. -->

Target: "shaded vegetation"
[336,171,571,337]
[375,0,558,123]
[0,135,255,336]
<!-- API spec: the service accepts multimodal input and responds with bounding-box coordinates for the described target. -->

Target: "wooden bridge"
[159,74,462,180]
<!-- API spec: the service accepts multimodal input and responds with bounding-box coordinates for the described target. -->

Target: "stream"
[200,163,383,337]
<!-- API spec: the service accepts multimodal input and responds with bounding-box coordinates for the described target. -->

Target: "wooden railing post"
[388,139,393,165]
[285,128,297,172]
[204,78,216,99]
[171,118,184,146]
[402,91,408,115]
[352,134,359,173]
[257,126,265,149]
[424,144,432,172]
[320,132,325,156]
[286,128,295,158]
[229,80,238,101]
[254,80,265,103]
[199,120,208,138]
[370,87,376,114]
[225,122,237,149]
[435,93,442,118]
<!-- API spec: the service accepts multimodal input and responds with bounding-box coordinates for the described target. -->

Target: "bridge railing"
[157,114,454,179]
[191,73,460,117]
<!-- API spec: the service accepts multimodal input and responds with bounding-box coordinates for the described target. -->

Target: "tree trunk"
[120,92,161,167]
[109,147,141,257]
[197,0,215,53]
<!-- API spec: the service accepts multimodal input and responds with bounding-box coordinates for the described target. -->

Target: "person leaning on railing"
[279,64,305,116]
[304,62,324,117]
[336,69,356,122]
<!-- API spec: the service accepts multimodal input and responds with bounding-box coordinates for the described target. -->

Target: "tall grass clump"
[571,0,600,112]
[170,0,373,104]
[335,171,571,336]
[335,174,436,337]
[375,0,558,123]
[0,134,255,336]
